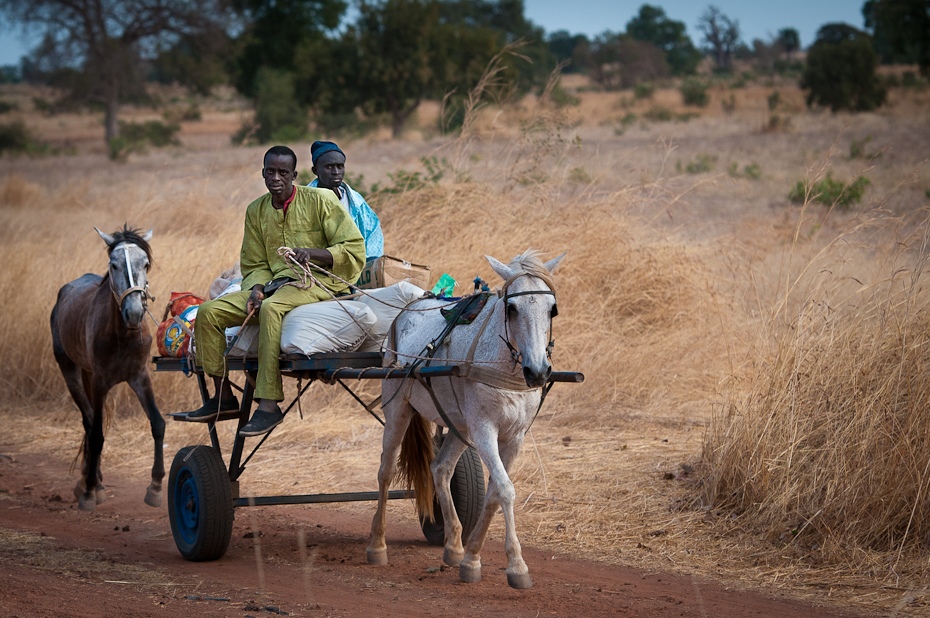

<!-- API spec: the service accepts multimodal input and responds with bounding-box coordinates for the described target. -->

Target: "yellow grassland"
[2,75,930,614]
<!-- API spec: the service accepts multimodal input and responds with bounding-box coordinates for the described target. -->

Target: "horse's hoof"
[144,487,162,508]
[73,483,84,500]
[95,486,107,505]
[507,572,533,589]
[77,494,96,512]
[366,547,388,565]
[459,563,481,583]
[442,547,464,567]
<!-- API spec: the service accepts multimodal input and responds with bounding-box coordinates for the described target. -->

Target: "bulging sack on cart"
[225,300,377,357]
[356,281,426,352]
[156,292,205,357]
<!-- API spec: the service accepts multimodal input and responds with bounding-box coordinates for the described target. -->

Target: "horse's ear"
[142,229,153,242]
[544,252,566,273]
[95,227,114,246]
[485,255,514,282]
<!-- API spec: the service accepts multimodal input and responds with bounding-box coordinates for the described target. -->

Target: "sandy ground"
[0,447,866,618]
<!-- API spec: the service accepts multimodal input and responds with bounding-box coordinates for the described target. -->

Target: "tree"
[697,5,741,72]
[863,0,930,77]
[588,32,669,90]
[626,4,701,76]
[777,27,800,58]
[343,0,442,138]
[0,0,229,144]
[800,23,886,112]
[231,0,346,101]
[546,30,590,73]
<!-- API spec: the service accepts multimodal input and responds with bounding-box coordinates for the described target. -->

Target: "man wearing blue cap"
[308,141,384,262]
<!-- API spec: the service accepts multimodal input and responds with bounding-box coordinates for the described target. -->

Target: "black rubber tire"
[168,445,234,561]
[420,438,485,546]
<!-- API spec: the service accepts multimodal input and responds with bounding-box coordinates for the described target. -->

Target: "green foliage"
[634,82,655,99]
[767,90,781,111]
[0,120,34,154]
[801,24,887,112]
[371,156,449,194]
[108,120,180,161]
[680,78,709,107]
[625,4,701,76]
[644,105,672,122]
[586,33,670,90]
[677,153,717,174]
[233,68,307,145]
[162,104,202,124]
[0,100,17,114]
[548,84,581,108]
[764,113,792,132]
[864,0,930,77]
[849,135,874,160]
[721,94,736,114]
[788,173,871,208]
[728,161,762,179]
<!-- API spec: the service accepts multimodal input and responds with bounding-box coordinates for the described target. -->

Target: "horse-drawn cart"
[153,351,583,562]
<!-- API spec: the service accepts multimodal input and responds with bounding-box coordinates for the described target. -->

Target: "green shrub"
[644,105,672,122]
[634,82,654,100]
[788,173,871,208]
[677,153,717,174]
[0,100,17,114]
[849,135,874,160]
[233,68,307,145]
[109,120,180,161]
[767,90,781,111]
[371,156,449,194]
[728,161,762,179]
[721,94,736,114]
[162,104,202,123]
[801,26,886,112]
[0,120,31,153]
[680,78,709,107]
[549,84,581,107]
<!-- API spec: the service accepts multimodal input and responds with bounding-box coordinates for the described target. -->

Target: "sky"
[0,0,867,66]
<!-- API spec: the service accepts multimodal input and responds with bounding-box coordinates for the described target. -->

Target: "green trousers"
[195,284,331,401]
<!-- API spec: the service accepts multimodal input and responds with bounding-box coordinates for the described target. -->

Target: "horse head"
[486,250,565,388]
[96,226,153,330]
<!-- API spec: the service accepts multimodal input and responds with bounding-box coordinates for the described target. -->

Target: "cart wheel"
[168,445,234,561]
[421,440,485,546]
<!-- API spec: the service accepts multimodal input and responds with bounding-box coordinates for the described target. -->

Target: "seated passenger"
[307,140,384,261]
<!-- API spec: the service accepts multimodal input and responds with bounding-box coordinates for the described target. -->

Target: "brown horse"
[50,225,164,511]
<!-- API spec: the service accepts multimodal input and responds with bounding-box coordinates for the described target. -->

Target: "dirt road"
[0,447,864,618]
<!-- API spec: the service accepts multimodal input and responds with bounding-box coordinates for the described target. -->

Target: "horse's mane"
[105,224,153,264]
[504,249,555,293]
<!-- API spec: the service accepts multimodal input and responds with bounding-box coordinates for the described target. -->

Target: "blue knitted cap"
[311,141,345,165]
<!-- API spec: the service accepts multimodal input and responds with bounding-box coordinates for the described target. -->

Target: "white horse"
[367,249,564,589]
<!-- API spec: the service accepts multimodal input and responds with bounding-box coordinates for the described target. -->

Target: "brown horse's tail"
[398,414,436,522]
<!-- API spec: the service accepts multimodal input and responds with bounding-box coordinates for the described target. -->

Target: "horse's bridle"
[109,243,151,310]
[499,273,557,367]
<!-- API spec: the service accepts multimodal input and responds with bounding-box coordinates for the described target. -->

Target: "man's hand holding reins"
[247,284,265,313]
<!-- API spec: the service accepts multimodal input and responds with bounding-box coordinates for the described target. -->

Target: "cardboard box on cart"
[355,255,431,290]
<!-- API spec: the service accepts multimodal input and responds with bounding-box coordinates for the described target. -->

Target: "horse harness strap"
[110,243,151,308]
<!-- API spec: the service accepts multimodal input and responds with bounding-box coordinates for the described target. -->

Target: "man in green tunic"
[187,145,366,436]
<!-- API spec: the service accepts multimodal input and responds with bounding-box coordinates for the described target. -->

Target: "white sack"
[224,300,377,357]
[355,281,426,352]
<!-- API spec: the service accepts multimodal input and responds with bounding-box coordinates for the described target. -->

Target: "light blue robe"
[308,179,384,260]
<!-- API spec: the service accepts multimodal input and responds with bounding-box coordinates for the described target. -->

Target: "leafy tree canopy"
[626,4,701,75]
[801,23,887,112]
[863,0,930,76]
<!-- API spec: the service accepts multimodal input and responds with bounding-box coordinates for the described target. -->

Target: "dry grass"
[2,77,930,615]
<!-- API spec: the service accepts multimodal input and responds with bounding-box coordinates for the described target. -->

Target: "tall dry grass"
[704,185,930,581]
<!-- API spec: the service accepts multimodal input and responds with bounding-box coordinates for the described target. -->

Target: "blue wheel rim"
[173,467,199,545]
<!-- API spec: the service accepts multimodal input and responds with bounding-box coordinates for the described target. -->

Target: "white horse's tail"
[399,415,436,521]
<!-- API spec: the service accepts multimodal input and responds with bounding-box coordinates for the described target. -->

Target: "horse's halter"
[498,273,557,367]
[108,243,151,311]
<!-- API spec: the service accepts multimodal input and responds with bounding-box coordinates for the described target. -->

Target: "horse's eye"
[507,303,518,318]
[550,305,559,318]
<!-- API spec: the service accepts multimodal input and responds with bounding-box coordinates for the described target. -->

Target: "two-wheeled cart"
[153,352,583,561]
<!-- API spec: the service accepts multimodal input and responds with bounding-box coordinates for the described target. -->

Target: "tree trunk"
[104,92,120,144]
[390,98,420,139]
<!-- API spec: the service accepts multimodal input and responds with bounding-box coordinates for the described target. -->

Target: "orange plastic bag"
[156,292,205,357]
